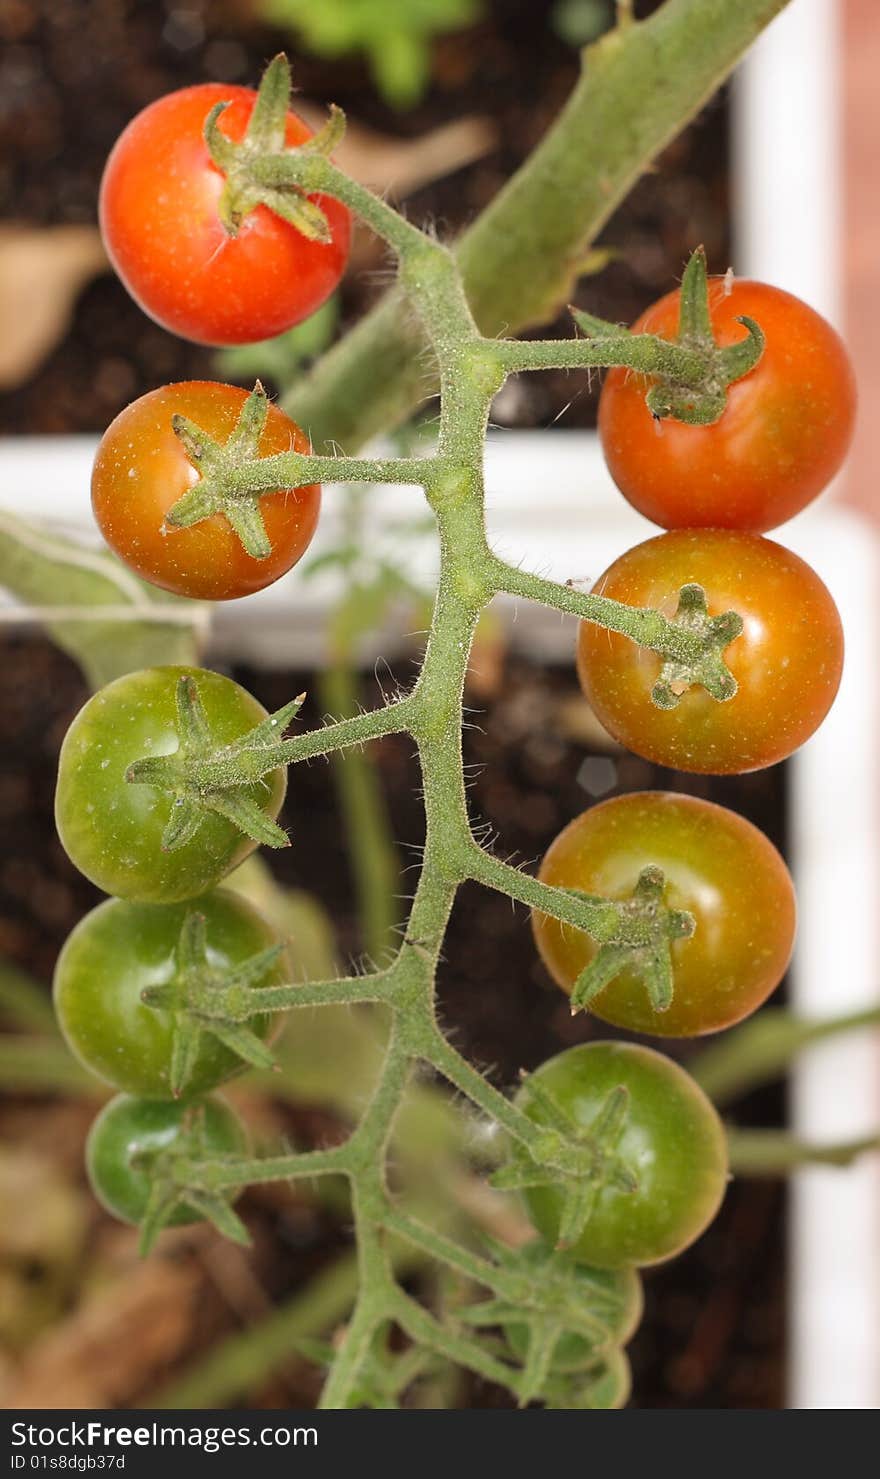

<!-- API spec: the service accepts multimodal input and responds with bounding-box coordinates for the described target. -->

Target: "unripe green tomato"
[55,666,286,904]
[516,1042,728,1268]
[54,890,286,1098]
[504,1260,643,1370]
[86,1093,248,1227]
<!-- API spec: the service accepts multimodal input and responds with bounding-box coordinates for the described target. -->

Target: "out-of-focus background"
[0,0,877,1410]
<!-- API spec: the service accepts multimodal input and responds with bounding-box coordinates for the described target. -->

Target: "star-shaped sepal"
[125,673,306,851]
[136,1104,251,1257]
[491,1076,638,1258]
[459,1237,638,1406]
[140,910,285,1098]
[566,864,695,1016]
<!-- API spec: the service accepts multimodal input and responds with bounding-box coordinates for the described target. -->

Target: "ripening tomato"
[55,666,287,904]
[86,1093,248,1228]
[92,382,320,602]
[533,792,796,1036]
[516,1042,728,1268]
[100,84,351,345]
[599,279,856,532]
[54,891,286,1097]
[577,529,843,773]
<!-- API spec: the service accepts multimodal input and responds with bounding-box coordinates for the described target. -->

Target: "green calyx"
[203,53,345,241]
[492,1079,638,1251]
[140,911,284,1097]
[572,246,765,426]
[135,1104,250,1256]
[460,1239,632,1405]
[569,865,694,1014]
[125,673,305,850]
[167,382,287,560]
[651,580,743,708]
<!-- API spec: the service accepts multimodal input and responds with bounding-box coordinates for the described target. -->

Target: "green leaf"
[0,509,202,689]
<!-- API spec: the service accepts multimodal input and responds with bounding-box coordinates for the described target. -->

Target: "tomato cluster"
[47,57,855,1362]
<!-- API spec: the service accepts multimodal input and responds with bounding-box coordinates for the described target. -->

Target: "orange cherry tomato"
[92,381,320,601]
[599,279,856,532]
[576,529,843,774]
[533,792,797,1037]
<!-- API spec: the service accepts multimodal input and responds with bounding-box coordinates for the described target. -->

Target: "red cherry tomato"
[599,279,856,533]
[100,83,351,346]
[577,529,844,774]
[533,792,796,1036]
[92,381,320,601]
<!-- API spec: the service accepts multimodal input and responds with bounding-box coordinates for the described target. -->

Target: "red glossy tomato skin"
[533,792,796,1037]
[577,529,844,774]
[100,84,351,346]
[517,1042,728,1268]
[92,382,320,601]
[599,279,857,532]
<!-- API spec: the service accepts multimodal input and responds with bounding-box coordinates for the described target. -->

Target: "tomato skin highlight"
[91,382,320,602]
[517,1042,728,1268]
[533,792,796,1037]
[599,279,857,532]
[577,528,843,774]
[54,665,287,904]
[99,83,351,346]
[86,1094,248,1227]
[53,891,286,1098]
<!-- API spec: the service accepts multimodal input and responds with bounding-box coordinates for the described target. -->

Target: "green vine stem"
[138,84,776,1398]
[318,659,401,966]
[692,1005,880,1106]
[727,1129,880,1175]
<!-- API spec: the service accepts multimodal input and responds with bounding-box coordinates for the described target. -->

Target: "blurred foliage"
[261,0,482,108]
[551,0,613,47]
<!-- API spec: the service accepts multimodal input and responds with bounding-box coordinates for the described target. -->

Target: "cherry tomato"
[100,84,351,346]
[54,890,286,1097]
[516,1042,728,1268]
[533,792,796,1036]
[86,1093,247,1228]
[55,666,286,904]
[504,1258,643,1371]
[545,1348,632,1409]
[599,279,856,532]
[577,529,843,773]
[92,382,320,602]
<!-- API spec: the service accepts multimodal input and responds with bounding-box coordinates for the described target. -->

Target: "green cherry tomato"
[53,890,287,1098]
[55,666,286,903]
[534,792,796,1037]
[546,1348,632,1410]
[516,1042,728,1268]
[86,1093,248,1228]
[504,1259,643,1371]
